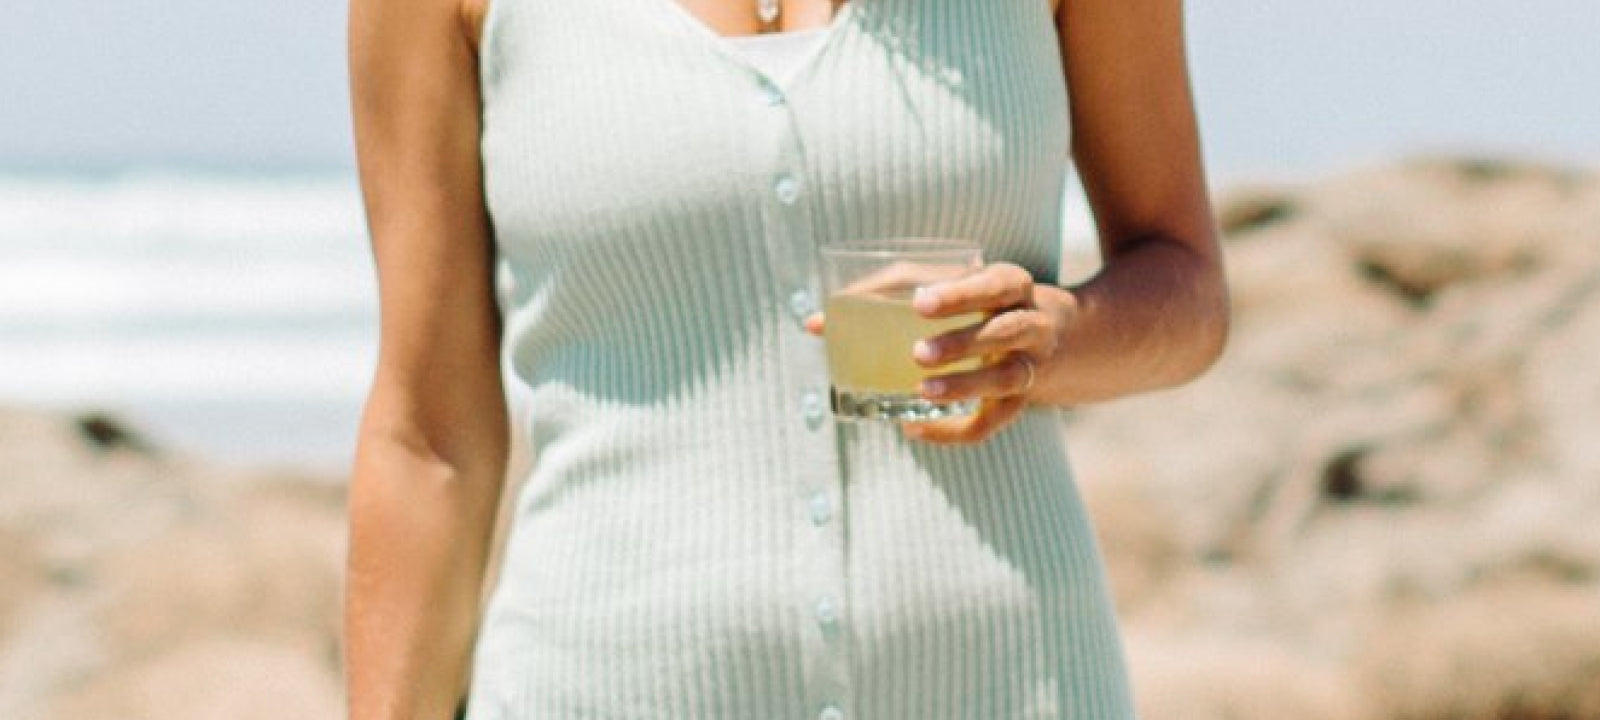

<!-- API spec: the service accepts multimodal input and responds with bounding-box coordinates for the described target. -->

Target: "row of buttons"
[758,73,848,720]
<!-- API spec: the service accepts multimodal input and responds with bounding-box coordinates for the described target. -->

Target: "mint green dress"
[467,0,1136,717]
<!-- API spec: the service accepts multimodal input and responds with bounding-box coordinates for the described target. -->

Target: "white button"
[801,389,826,427]
[775,175,801,204]
[814,597,839,627]
[818,704,845,720]
[808,492,832,526]
[760,79,785,106]
[788,289,816,319]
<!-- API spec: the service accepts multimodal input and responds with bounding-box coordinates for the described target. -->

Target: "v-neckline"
[656,0,859,88]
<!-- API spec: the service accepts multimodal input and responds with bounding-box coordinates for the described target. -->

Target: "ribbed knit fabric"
[468,0,1135,718]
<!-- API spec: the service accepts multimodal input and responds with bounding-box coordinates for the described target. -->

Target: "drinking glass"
[819,238,987,421]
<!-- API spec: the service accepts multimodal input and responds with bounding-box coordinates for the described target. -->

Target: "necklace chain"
[757,0,780,25]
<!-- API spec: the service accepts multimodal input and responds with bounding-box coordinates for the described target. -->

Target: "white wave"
[0,172,376,465]
[0,171,368,259]
[0,333,376,405]
[0,256,374,323]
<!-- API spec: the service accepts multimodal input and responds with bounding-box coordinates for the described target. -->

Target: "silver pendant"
[758,0,780,25]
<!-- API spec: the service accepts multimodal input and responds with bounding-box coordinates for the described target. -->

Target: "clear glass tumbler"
[819,238,987,421]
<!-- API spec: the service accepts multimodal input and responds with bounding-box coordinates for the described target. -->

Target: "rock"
[1215,186,1300,235]
[1317,157,1587,307]
[1355,581,1600,720]
[45,640,343,720]
[1126,629,1373,720]
[1072,156,1600,719]
[1077,468,1184,612]
[73,411,157,455]
[1524,278,1600,479]
[0,408,343,720]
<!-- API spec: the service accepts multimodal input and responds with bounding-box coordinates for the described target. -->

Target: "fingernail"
[912,340,938,364]
[912,286,938,313]
[922,378,947,397]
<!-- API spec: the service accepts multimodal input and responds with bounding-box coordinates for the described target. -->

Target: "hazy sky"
[2,0,349,171]
[3,0,1598,177]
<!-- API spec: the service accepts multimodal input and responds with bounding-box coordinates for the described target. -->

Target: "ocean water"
[0,172,376,471]
[0,171,1098,470]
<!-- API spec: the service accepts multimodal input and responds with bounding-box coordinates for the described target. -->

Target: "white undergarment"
[721,27,830,83]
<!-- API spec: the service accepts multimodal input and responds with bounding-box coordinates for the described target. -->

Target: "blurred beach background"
[3,1,1599,718]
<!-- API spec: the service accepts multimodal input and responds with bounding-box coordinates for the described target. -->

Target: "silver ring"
[1017,354,1037,393]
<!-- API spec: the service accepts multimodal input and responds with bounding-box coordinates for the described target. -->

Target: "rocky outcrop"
[1070,156,1600,720]
[0,411,344,720]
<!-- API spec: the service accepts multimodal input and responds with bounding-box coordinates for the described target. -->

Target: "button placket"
[755,72,852,719]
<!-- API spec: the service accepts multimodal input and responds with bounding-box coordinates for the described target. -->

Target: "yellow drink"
[824,293,983,394]
[818,237,986,421]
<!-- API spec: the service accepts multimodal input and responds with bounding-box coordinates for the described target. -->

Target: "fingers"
[912,307,1056,369]
[902,395,1026,445]
[919,353,1038,402]
[804,312,824,336]
[913,262,1034,318]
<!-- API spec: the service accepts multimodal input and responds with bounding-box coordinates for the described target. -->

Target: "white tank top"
[720,27,829,83]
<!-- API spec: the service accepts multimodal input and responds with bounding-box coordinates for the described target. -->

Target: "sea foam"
[0,171,376,468]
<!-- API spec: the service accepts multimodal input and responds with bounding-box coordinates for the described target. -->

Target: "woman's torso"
[468,1,1133,717]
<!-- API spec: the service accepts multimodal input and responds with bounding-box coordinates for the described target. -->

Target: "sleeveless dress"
[468,0,1136,717]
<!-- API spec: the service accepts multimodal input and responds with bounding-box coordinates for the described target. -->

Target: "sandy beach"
[3,156,1599,718]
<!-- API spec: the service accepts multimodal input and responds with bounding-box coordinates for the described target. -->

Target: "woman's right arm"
[345,0,506,717]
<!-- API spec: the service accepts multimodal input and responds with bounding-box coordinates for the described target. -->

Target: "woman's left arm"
[902,0,1229,444]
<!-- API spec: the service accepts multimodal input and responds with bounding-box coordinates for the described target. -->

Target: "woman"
[345,0,1228,717]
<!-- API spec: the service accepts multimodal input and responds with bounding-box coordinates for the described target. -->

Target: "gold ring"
[1018,354,1037,393]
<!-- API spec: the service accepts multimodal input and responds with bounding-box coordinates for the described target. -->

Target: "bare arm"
[344,0,505,716]
[1040,0,1228,404]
